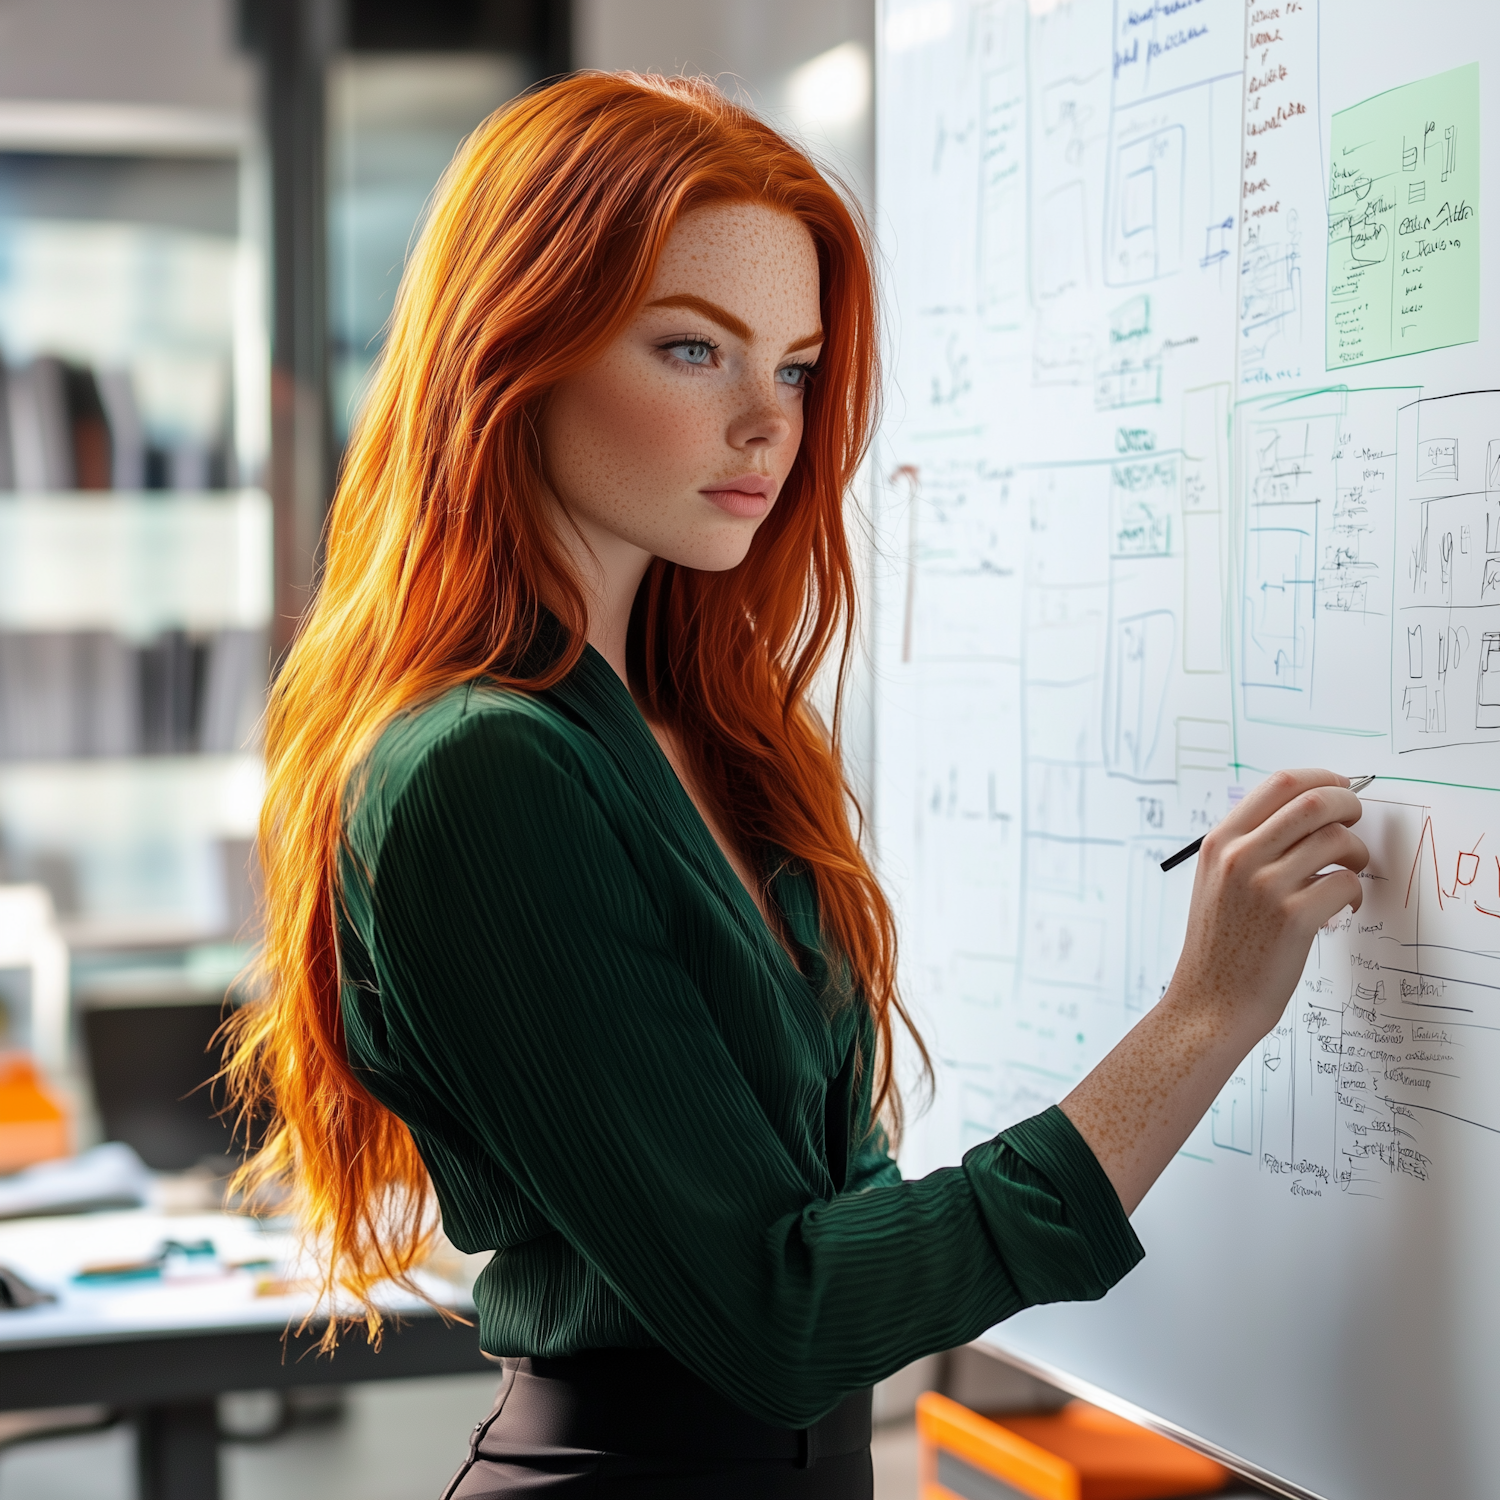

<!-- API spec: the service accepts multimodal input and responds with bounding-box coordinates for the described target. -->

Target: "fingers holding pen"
[1202,774,1363,874]
[1169,775,1369,1038]
[1256,780,1364,855]
[1193,771,1369,935]
[1212,767,1350,844]
[1271,820,1371,910]
[1261,796,1369,876]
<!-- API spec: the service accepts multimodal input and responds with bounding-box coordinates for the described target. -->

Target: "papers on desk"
[0,1208,473,1344]
[0,1210,297,1327]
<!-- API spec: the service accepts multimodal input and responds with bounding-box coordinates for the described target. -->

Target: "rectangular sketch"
[901,459,1020,661]
[1095,356,1161,409]
[1479,634,1500,728]
[1105,126,1184,284]
[1110,456,1176,556]
[1124,838,1193,1013]
[1418,438,1459,481]
[1175,717,1230,775]
[1238,387,1402,738]
[1028,4,1109,311]
[1104,0,1241,298]
[1394,393,1500,752]
[1104,610,1176,780]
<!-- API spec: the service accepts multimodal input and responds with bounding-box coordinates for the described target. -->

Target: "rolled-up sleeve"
[963,1106,1144,1304]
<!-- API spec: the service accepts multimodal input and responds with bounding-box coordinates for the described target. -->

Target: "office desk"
[0,1210,491,1500]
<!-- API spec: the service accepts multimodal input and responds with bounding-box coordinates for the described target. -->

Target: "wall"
[0,0,253,114]
[574,0,873,205]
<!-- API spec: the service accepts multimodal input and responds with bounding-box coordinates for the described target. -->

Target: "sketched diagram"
[1211,1065,1253,1155]
[1102,610,1175,780]
[1241,420,1322,708]
[1394,394,1500,752]
[1031,58,1105,307]
[976,6,1026,331]
[1124,838,1192,1015]
[1479,632,1500,728]
[1240,232,1302,377]
[1105,125,1184,286]
[1238,387,1403,737]
[927,326,974,410]
[1095,296,1161,411]
[899,460,1020,662]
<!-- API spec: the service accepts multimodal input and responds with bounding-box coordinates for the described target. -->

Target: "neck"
[546,503,652,687]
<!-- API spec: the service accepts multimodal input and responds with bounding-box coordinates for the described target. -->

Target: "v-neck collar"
[532,634,824,997]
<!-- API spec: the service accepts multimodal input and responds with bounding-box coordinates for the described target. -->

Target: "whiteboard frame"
[975,1337,1324,1500]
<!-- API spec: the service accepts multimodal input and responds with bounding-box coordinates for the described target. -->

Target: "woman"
[225,73,1367,1497]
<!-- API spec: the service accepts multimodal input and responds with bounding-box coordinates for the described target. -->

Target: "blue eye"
[668,340,714,366]
[777,363,814,387]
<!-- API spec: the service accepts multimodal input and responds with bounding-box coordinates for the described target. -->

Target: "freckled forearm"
[1059,990,1263,1216]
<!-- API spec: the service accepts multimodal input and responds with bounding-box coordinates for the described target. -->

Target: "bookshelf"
[0,105,269,970]
[0,490,270,635]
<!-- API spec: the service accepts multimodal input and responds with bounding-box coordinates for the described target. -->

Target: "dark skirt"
[441,1349,873,1498]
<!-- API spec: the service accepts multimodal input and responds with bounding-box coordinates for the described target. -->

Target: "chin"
[659,526,761,574]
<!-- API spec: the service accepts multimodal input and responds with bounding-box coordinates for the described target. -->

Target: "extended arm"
[360,710,1141,1426]
[1060,769,1368,1214]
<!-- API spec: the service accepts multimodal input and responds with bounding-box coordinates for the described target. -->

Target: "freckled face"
[540,202,824,573]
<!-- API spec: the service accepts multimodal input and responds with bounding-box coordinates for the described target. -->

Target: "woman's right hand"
[1059,768,1369,1215]
[1172,768,1369,1040]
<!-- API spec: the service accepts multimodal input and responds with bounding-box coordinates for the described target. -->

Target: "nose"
[726,376,794,452]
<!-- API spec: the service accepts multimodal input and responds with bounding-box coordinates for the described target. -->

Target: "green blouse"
[336,642,1143,1428]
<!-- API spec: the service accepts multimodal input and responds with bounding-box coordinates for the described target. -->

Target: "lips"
[699,473,776,519]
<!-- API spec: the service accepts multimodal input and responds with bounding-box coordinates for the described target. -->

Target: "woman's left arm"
[1060,768,1367,1214]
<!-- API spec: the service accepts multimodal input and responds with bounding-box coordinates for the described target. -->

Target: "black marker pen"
[1160,775,1377,873]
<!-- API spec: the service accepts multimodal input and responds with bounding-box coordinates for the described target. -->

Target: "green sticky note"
[1327,63,1480,369]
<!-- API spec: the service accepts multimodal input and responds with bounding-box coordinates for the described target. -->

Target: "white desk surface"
[0,1209,470,1349]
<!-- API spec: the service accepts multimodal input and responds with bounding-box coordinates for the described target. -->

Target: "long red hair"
[223,72,927,1337]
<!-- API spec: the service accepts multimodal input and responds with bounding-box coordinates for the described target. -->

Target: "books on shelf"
[0,365,13,490]
[6,357,74,491]
[199,629,265,755]
[95,369,147,491]
[0,628,265,761]
[0,353,230,495]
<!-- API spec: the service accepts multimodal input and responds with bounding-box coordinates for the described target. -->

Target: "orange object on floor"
[917,1390,1231,1500]
[0,1051,70,1173]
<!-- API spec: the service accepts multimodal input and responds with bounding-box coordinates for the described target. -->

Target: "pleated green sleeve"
[354,701,1143,1427]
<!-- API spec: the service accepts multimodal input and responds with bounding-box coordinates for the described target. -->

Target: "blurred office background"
[0,0,878,1010]
[0,3,969,1498]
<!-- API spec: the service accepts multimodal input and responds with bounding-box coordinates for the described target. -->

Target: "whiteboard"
[872,4,1500,1497]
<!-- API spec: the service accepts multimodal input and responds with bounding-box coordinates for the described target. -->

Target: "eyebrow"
[644,293,823,356]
